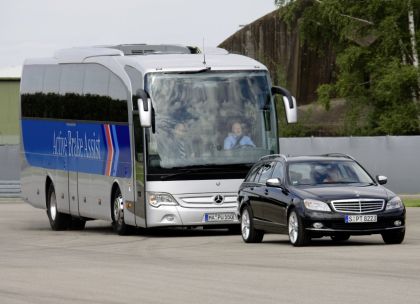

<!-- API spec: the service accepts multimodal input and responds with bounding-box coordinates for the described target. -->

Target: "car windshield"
[287,160,375,186]
[145,71,278,170]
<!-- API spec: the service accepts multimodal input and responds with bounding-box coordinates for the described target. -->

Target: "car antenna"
[202,38,206,65]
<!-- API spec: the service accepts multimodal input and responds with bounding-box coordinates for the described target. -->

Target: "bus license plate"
[204,213,235,222]
[345,215,377,223]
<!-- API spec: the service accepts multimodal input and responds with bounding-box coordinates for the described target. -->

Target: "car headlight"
[386,196,404,210]
[304,199,331,212]
[147,192,178,208]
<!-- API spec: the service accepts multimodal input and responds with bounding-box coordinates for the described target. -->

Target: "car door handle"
[264,189,269,195]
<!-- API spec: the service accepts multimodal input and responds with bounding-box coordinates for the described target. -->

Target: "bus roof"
[23,44,268,74]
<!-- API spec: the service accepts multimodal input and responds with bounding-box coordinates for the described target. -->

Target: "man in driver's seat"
[224,121,255,149]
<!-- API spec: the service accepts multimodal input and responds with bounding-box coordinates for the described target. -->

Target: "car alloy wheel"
[288,210,309,246]
[241,208,250,240]
[288,211,298,244]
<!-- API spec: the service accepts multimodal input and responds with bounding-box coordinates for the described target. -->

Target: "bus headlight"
[147,192,178,208]
[386,197,404,210]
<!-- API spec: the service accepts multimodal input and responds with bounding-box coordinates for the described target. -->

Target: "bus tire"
[112,187,129,235]
[47,184,70,230]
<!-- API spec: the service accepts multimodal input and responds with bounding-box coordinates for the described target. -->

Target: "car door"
[253,161,276,222]
[263,161,290,228]
[244,164,265,220]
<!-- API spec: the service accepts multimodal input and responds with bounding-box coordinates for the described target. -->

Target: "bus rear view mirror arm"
[271,86,297,124]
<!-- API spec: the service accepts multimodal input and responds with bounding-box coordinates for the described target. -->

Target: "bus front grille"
[177,195,238,208]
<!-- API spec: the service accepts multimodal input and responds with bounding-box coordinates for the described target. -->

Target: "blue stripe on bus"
[111,125,120,177]
[21,119,132,178]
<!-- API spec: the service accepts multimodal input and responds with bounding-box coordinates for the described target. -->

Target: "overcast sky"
[0,0,276,69]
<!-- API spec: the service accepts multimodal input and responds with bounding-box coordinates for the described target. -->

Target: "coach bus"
[20,44,297,234]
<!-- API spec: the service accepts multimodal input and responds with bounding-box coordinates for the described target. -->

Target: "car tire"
[331,234,350,242]
[381,229,405,244]
[241,205,264,243]
[111,188,129,235]
[47,184,71,231]
[288,210,310,247]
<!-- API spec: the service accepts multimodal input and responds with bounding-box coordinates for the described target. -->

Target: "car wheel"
[288,210,310,247]
[47,184,70,230]
[331,234,350,242]
[241,206,264,243]
[112,188,129,235]
[382,229,405,244]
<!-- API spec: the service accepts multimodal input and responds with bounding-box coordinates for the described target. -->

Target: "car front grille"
[329,222,388,230]
[331,199,385,214]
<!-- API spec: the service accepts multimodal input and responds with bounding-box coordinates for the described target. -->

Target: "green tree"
[277,0,420,135]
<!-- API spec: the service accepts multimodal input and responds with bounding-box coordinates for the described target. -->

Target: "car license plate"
[345,215,377,223]
[204,212,235,222]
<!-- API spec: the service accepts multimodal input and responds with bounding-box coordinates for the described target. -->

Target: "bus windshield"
[145,71,278,172]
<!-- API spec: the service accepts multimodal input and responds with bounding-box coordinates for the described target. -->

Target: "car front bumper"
[301,208,405,236]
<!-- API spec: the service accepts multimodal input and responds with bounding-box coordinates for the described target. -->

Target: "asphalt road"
[0,201,419,304]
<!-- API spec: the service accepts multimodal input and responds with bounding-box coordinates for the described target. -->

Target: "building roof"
[0,66,22,80]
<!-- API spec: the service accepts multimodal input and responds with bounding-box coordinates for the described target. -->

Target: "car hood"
[292,184,393,202]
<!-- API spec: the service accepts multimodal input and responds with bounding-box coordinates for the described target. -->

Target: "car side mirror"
[266,178,283,188]
[136,89,152,128]
[376,175,387,185]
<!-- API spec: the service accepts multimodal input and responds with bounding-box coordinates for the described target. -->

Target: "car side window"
[256,162,275,184]
[246,165,261,182]
[272,162,284,182]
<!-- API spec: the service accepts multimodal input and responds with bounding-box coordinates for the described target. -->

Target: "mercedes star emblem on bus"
[213,195,224,204]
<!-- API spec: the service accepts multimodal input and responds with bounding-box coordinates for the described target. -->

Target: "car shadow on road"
[262,237,385,247]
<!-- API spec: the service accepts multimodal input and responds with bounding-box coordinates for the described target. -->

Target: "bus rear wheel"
[112,188,129,235]
[47,184,70,230]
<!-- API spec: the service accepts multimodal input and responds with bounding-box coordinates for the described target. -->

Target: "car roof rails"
[321,153,355,160]
[259,154,287,162]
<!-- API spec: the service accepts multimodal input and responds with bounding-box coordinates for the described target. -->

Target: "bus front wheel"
[47,184,70,230]
[111,188,129,235]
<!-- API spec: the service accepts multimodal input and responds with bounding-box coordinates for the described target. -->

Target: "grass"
[402,198,420,207]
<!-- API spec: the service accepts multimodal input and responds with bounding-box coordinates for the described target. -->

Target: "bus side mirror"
[272,86,297,124]
[136,90,152,128]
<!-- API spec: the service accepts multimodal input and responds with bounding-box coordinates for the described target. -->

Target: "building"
[0,66,21,145]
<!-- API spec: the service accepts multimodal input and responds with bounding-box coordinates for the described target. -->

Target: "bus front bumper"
[146,205,239,228]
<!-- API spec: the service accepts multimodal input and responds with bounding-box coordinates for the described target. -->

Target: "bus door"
[133,117,146,227]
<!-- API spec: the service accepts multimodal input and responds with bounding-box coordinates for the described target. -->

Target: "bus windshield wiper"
[167,67,211,74]
[159,164,252,180]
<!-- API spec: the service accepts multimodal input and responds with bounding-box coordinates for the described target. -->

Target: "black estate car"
[237,154,406,246]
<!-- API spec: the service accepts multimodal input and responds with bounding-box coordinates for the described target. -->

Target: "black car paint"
[237,156,406,238]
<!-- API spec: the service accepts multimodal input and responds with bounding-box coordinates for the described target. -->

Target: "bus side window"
[21,65,46,118]
[125,66,145,185]
[83,64,111,122]
[124,66,143,111]
[59,64,85,121]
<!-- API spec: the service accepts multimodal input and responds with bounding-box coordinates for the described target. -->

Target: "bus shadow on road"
[83,223,241,238]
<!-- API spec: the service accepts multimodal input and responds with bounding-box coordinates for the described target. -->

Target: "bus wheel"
[112,188,128,235]
[47,184,70,230]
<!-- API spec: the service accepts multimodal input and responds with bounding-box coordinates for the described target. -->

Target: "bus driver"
[224,121,255,150]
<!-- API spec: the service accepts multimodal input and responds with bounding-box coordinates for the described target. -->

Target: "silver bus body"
[20,44,297,231]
